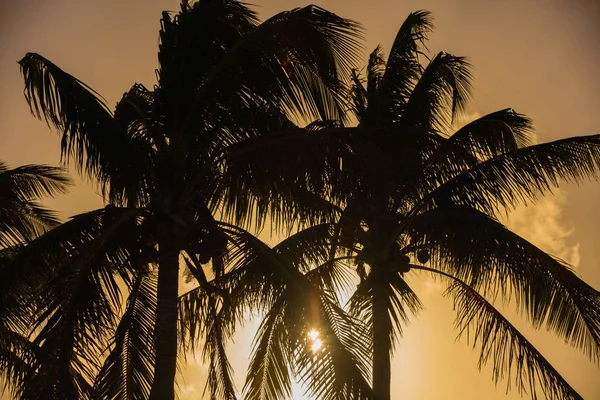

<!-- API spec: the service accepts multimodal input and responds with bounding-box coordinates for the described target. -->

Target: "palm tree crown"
[7,1,364,399]
[331,10,600,400]
[221,10,600,400]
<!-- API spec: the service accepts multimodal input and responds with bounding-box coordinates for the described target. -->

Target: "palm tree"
[234,10,600,400]
[329,11,600,400]
[10,1,364,399]
[179,221,374,400]
[0,161,68,396]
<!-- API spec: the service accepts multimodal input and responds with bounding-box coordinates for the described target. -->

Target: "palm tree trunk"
[372,265,391,400]
[149,236,180,400]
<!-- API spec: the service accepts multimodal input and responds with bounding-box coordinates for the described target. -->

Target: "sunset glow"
[2,1,600,399]
[307,329,323,352]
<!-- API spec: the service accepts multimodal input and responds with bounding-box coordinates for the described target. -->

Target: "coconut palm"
[178,221,374,400]
[8,1,365,399]
[334,11,600,400]
[234,10,600,400]
[0,161,68,396]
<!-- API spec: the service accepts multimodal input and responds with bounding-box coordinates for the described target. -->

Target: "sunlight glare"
[307,329,322,352]
[311,338,323,352]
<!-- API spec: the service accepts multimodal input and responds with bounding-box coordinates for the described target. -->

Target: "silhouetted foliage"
[2,3,600,400]
[4,1,365,399]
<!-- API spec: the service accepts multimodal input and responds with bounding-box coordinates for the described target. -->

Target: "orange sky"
[1,0,599,398]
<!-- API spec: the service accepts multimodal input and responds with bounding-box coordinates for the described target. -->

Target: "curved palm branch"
[179,223,372,399]
[222,226,371,400]
[0,162,69,247]
[179,252,237,400]
[202,295,238,400]
[3,207,146,399]
[400,51,472,132]
[347,267,423,353]
[92,268,157,400]
[108,83,157,207]
[184,4,362,132]
[377,10,432,125]
[389,110,533,211]
[421,134,600,215]
[404,205,600,364]
[19,54,151,204]
[0,329,39,398]
[412,265,583,400]
[450,108,535,155]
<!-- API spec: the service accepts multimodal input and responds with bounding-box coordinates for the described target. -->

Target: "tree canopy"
[1,2,599,400]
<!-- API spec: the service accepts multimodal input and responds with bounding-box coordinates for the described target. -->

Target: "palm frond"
[0,202,61,248]
[202,295,238,400]
[423,134,600,215]
[394,109,534,208]
[0,329,39,398]
[0,162,70,200]
[360,46,386,125]
[92,269,157,400]
[157,0,257,135]
[218,126,395,230]
[294,291,373,400]
[6,207,143,399]
[195,225,372,399]
[0,162,70,246]
[187,4,363,132]
[450,108,535,155]
[406,205,600,363]
[400,51,472,132]
[349,68,368,123]
[378,10,433,125]
[19,54,150,199]
[244,296,293,400]
[442,275,583,400]
[108,83,157,207]
[347,268,422,353]
[179,251,238,400]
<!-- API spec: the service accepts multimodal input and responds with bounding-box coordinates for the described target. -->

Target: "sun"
[307,329,322,352]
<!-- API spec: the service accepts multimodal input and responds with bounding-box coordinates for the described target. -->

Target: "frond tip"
[447,280,584,400]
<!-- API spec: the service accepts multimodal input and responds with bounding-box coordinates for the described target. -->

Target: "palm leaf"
[423,134,600,215]
[92,269,157,400]
[405,205,600,363]
[378,10,433,125]
[433,270,583,400]
[0,162,70,246]
[188,4,362,130]
[244,296,293,400]
[0,329,39,398]
[450,108,535,155]
[9,207,143,399]
[400,51,472,132]
[19,54,150,199]
[347,267,422,354]
[202,295,238,400]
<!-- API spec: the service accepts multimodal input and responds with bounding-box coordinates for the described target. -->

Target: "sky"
[1,0,600,398]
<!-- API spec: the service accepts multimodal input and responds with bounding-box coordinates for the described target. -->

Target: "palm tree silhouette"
[331,11,600,400]
[11,1,362,399]
[0,161,69,397]
[5,4,600,400]
[178,221,375,399]
[234,10,600,400]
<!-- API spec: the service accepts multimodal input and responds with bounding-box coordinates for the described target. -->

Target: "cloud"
[501,189,580,268]
[452,110,579,268]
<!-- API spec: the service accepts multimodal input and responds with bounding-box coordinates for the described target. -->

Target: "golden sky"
[1,0,599,398]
